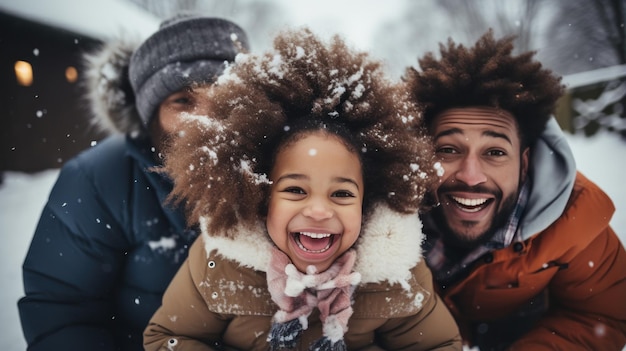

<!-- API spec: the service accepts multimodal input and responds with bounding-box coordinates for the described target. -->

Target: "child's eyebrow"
[275,173,307,183]
[275,174,360,189]
[335,177,360,190]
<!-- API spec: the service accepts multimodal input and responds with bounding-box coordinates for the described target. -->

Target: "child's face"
[266,132,364,273]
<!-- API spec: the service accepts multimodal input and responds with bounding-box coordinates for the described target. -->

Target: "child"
[144,28,461,351]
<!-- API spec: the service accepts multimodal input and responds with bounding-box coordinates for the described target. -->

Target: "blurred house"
[556,64,626,137]
[0,0,158,172]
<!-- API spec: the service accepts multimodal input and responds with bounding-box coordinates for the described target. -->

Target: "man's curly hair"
[403,29,565,149]
[161,28,437,236]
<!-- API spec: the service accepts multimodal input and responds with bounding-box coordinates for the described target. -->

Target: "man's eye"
[487,150,506,156]
[436,147,457,154]
[173,97,191,105]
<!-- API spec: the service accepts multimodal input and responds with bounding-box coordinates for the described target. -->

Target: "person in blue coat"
[18,14,249,351]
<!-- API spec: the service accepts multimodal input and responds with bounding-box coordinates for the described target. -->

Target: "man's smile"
[449,195,492,213]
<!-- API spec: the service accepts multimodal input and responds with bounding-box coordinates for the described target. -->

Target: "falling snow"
[148,236,177,251]
[1,1,625,350]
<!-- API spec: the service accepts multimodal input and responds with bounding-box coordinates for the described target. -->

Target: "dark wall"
[0,11,108,173]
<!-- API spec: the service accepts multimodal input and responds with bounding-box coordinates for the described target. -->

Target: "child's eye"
[332,190,355,198]
[282,186,305,195]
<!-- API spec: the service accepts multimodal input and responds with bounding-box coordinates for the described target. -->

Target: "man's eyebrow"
[434,127,462,140]
[483,130,512,145]
[434,128,512,145]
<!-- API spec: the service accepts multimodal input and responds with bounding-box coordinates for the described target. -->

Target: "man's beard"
[429,184,519,253]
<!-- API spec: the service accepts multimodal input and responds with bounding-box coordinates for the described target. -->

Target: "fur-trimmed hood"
[199,202,423,286]
[82,35,145,136]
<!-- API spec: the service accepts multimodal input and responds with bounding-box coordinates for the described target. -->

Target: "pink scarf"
[266,247,361,351]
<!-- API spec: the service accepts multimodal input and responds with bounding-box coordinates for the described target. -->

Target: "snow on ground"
[567,130,626,234]
[0,169,59,351]
[1,131,624,350]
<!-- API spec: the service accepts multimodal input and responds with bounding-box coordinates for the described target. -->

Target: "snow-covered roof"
[562,64,626,90]
[0,0,159,40]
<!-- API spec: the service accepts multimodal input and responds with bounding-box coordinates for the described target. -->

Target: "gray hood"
[519,118,577,240]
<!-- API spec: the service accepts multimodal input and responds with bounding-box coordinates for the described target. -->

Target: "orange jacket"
[439,172,626,350]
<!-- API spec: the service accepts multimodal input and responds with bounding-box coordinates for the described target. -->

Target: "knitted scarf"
[266,247,361,351]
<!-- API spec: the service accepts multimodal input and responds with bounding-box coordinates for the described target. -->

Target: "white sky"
[0,0,160,39]
[271,0,404,51]
[0,0,403,50]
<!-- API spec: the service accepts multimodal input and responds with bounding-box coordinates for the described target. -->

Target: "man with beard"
[403,29,626,351]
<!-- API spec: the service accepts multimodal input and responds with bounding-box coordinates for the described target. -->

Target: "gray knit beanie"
[129,14,249,127]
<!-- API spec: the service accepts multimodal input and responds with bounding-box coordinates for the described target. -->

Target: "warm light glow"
[15,60,33,86]
[65,66,78,83]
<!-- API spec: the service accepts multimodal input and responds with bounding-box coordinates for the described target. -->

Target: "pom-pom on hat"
[129,14,250,127]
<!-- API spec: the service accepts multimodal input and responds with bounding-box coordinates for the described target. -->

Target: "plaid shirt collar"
[424,180,530,286]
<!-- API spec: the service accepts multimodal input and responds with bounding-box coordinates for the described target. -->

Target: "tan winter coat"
[144,204,462,350]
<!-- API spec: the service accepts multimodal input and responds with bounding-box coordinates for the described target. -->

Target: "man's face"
[150,84,213,153]
[429,107,529,250]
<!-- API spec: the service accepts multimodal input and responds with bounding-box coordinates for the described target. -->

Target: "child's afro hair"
[162,27,437,236]
[403,29,565,148]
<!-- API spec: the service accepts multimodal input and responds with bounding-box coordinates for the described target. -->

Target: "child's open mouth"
[293,232,335,253]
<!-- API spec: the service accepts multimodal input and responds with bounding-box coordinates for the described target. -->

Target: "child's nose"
[302,200,333,220]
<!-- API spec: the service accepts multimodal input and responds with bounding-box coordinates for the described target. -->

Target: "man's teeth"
[451,196,487,207]
[452,196,487,206]
[300,232,331,239]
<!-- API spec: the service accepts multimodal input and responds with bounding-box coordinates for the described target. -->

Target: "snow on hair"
[162,27,437,237]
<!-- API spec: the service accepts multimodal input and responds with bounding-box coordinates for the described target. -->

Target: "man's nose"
[193,98,211,115]
[454,154,487,187]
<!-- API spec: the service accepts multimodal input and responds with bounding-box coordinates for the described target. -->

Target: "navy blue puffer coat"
[18,135,197,351]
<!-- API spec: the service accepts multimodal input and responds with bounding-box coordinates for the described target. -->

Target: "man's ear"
[521,147,530,183]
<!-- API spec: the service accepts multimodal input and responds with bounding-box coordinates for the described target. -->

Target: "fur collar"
[200,202,423,286]
[82,35,144,136]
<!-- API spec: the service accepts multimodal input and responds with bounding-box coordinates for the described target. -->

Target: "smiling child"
[143,28,462,351]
